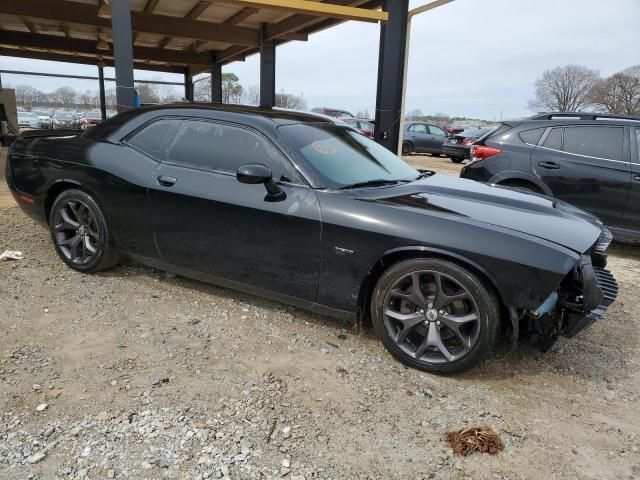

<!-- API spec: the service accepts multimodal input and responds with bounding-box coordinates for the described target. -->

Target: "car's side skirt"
[123,251,357,323]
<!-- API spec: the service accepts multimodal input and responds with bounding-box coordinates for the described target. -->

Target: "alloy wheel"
[52,200,100,265]
[383,270,481,364]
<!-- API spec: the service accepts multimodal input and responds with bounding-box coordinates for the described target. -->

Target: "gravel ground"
[1,152,639,480]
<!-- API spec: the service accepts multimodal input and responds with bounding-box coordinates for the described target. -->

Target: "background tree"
[275,91,307,111]
[356,108,371,119]
[590,65,640,115]
[243,85,260,106]
[52,86,77,107]
[528,65,600,112]
[136,83,160,104]
[222,73,243,104]
[14,85,39,107]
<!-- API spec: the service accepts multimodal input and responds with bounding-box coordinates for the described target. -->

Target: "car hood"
[354,174,602,253]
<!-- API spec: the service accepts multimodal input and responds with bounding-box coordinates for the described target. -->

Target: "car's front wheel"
[371,258,500,374]
[49,189,120,273]
[450,157,464,163]
[401,141,413,155]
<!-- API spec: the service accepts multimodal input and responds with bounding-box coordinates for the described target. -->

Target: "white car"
[32,110,53,129]
[17,112,40,130]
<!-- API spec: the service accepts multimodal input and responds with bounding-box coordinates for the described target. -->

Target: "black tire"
[48,189,120,273]
[371,258,500,374]
[450,157,464,164]
[401,141,413,155]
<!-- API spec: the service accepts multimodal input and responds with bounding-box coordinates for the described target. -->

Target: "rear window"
[519,128,545,145]
[563,126,624,161]
[128,119,179,160]
[543,128,563,150]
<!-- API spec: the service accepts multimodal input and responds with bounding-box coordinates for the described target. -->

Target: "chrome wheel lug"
[427,303,433,309]
[419,309,425,315]
[435,320,441,326]
[438,310,445,315]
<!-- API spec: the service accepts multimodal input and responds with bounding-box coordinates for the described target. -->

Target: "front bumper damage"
[520,228,619,351]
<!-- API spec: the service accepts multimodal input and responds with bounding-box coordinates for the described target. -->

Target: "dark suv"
[460,113,640,241]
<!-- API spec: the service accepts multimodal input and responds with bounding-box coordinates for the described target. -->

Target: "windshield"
[56,114,73,120]
[279,123,418,189]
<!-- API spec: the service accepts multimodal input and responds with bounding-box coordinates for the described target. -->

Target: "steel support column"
[110,0,135,112]
[98,65,107,120]
[184,67,193,102]
[374,0,409,153]
[211,54,222,103]
[259,24,276,108]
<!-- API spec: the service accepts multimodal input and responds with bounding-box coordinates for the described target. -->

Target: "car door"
[147,118,322,301]
[531,125,631,227]
[624,127,640,231]
[427,125,447,153]
[407,123,430,152]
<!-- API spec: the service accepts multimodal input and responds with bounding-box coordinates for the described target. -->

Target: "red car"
[80,110,103,130]
[339,117,375,137]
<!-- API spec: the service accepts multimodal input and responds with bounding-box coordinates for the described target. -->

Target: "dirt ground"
[1,151,639,480]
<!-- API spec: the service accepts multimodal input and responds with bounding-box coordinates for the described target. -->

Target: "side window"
[166,120,300,183]
[409,124,427,134]
[543,127,563,150]
[428,125,446,137]
[127,120,180,160]
[519,127,545,145]
[563,126,623,161]
[635,128,640,163]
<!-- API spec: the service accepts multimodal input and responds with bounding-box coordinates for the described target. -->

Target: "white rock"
[36,403,48,412]
[81,446,91,457]
[282,426,292,439]
[281,458,290,468]
[26,451,46,464]
[141,460,153,469]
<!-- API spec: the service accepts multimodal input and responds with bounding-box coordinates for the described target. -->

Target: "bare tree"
[590,65,640,115]
[14,85,39,107]
[243,85,260,106]
[528,65,600,112]
[52,86,77,107]
[275,91,307,111]
[356,108,372,119]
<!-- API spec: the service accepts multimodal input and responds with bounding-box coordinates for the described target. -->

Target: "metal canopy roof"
[0,0,385,74]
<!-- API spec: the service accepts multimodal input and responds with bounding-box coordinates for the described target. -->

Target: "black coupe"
[5,105,618,373]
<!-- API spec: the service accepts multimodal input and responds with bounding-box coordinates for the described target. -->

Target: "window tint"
[128,120,179,160]
[166,120,299,182]
[409,124,427,134]
[543,127,563,150]
[563,126,623,161]
[519,127,545,145]
[428,125,446,136]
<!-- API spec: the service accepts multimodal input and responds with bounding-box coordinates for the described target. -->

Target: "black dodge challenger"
[5,105,618,373]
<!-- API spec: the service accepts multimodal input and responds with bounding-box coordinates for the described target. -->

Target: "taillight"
[471,145,502,162]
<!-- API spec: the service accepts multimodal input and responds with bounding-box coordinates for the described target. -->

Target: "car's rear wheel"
[371,258,500,374]
[49,189,119,273]
[401,141,413,155]
[450,157,464,163]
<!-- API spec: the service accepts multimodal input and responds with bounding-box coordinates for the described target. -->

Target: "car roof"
[136,103,334,125]
[509,112,640,128]
[86,103,338,142]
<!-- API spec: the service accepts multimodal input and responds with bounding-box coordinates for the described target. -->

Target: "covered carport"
[0,0,410,152]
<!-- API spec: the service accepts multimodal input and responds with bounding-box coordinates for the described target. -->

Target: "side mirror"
[236,163,285,201]
[237,163,272,184]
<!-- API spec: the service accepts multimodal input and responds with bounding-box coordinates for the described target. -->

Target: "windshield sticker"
[312,140,336,155]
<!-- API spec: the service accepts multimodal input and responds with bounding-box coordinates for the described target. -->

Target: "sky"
[1,0,638,120]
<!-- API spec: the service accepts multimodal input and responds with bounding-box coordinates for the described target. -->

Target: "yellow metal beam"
[221,0,387,22]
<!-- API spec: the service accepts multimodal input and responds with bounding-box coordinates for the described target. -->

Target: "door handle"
[157,175,177,187]
[634,175,640,182]
[538,161,560,170]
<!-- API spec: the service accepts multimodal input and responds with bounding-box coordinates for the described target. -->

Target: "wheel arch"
[45,179,98,220]
[357,246,505,323]
[489,172,551,195]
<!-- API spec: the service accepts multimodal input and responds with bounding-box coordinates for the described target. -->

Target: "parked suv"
[401,122,448,156]
[460,112,640,241]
